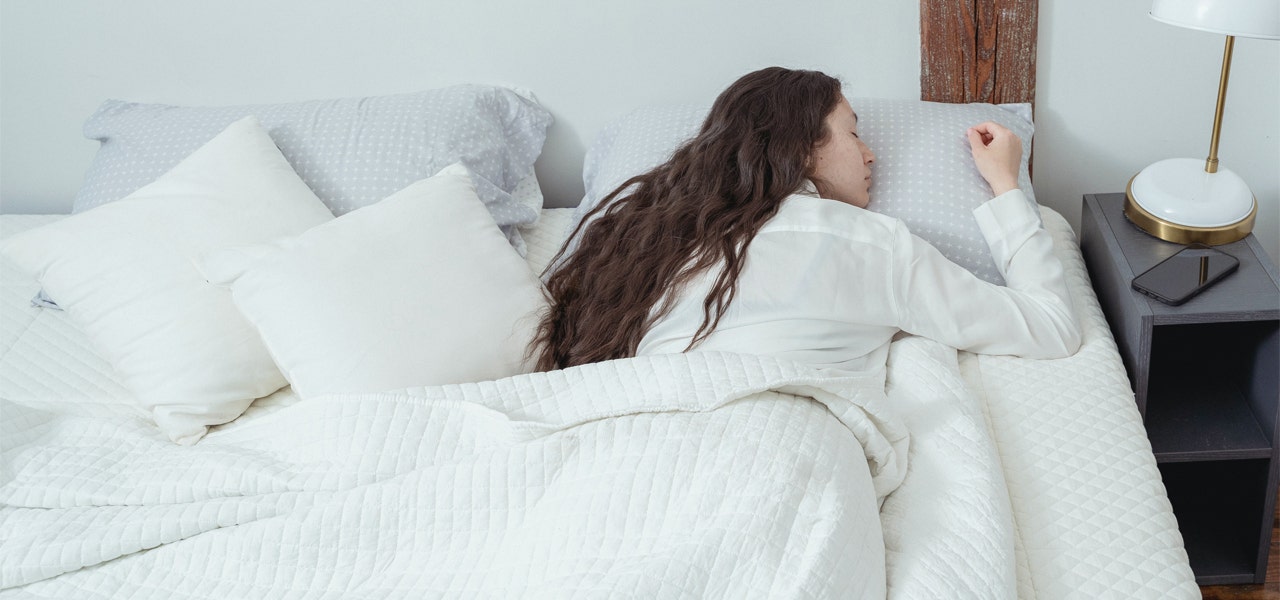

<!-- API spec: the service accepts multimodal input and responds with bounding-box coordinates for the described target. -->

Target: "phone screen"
[1132,246,1238,303]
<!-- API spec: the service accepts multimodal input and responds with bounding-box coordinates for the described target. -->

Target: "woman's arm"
[887,122,1080,358]
[889,189,1081,358]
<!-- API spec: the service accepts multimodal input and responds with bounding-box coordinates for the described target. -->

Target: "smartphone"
[1131,244,1239,306]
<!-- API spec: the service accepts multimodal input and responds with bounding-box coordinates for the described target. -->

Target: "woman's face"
[808,97,876,208]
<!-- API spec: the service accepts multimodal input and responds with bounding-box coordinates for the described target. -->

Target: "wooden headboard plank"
[920,0,1038,106]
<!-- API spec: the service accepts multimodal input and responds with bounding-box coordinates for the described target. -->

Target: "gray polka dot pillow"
[73,84,553,252]
[570,97,1037,285]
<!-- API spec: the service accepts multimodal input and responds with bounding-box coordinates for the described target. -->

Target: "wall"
[2,0,1277,262]
[0,0,918,214]
[1036,0,1279,262]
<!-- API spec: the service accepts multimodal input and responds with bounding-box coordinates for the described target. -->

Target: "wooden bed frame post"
[920,0,1039,107]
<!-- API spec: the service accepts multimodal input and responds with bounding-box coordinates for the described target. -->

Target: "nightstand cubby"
[1080,193,1280,585]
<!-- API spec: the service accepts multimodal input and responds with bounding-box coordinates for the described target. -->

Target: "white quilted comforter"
[3,350,919,598]
[0,209,1200,599]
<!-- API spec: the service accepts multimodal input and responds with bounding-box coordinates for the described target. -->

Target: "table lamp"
[1125,0,1280,245]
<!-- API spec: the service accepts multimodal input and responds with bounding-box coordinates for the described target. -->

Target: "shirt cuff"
[971,189,1042,272]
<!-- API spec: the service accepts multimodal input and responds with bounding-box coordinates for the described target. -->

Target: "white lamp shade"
[1151,0,1280,39]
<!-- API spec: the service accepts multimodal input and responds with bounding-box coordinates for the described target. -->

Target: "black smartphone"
[1131,244,1239,306]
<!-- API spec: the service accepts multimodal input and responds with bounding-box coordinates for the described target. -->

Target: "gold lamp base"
[1125,174,1256,245]
[1122,33,1261,247]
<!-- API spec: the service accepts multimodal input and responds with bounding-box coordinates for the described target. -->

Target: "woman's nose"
[858,140,876,164]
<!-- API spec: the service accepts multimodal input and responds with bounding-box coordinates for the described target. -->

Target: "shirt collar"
[797,179,821,197]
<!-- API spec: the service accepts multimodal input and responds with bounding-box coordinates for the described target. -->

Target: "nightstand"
[1080,193,1280,585]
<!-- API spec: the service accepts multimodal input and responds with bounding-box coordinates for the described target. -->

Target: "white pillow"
[199,164,547,398]
[1,116,334,444]
[571,97,1037,285]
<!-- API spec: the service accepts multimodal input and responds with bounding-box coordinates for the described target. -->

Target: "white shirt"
[635,189,1081,374]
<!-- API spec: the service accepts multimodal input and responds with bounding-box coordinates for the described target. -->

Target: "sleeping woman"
[530,66,1080,374]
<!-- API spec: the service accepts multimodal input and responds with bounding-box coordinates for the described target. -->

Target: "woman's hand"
[966,122,1022,196]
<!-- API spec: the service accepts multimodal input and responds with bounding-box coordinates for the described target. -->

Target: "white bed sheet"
[0,208,1198,598]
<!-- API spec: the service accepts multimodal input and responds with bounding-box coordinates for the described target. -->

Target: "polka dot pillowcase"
[572,97,1036,285]
[73,85,553,252]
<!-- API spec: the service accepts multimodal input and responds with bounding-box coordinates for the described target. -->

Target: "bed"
[0,5,1199,600]
[0,205,1198,599]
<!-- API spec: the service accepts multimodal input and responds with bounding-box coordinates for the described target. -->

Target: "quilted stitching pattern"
[968,209,1199,599]
[0,216,132,412]
[2,352,904,598]
[882,336,1015,599]
[519,208,575,276]
[0,216,39,359]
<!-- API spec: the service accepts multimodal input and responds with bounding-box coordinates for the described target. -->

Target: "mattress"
[956,210,1198,598]
[0,208,1199,598]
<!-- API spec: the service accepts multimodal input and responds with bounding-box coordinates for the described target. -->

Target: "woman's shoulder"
[762,194,904,244]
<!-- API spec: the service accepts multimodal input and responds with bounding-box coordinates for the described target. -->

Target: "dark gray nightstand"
[1080,193,1280,585]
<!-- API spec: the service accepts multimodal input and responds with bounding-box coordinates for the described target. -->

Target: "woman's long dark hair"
[531,67,843,371]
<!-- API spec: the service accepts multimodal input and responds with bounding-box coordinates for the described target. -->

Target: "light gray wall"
[0,0,918,215]
[2,0,1277,262]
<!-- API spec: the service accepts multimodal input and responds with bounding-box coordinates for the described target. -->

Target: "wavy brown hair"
[531,67,844,371]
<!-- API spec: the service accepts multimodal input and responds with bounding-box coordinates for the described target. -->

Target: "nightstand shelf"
[1160,459,1270,581]
[1080,193,1280,586]
[1146,321,1277,461]
[1146,380,1272,461]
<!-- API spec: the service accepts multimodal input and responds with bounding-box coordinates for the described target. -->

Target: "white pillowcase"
[199,164,547,398]
[1,116,334,444]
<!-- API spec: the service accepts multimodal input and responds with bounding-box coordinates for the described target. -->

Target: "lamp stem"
[1206,35,1235,174]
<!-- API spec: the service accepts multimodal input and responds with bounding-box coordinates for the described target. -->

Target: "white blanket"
[2,351,924,599]
[883,336,1015,599]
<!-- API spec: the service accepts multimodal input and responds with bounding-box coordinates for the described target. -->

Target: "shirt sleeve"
[889,190,1082,359]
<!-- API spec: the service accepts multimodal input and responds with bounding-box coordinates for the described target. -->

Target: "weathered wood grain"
[920,0,1038,106]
